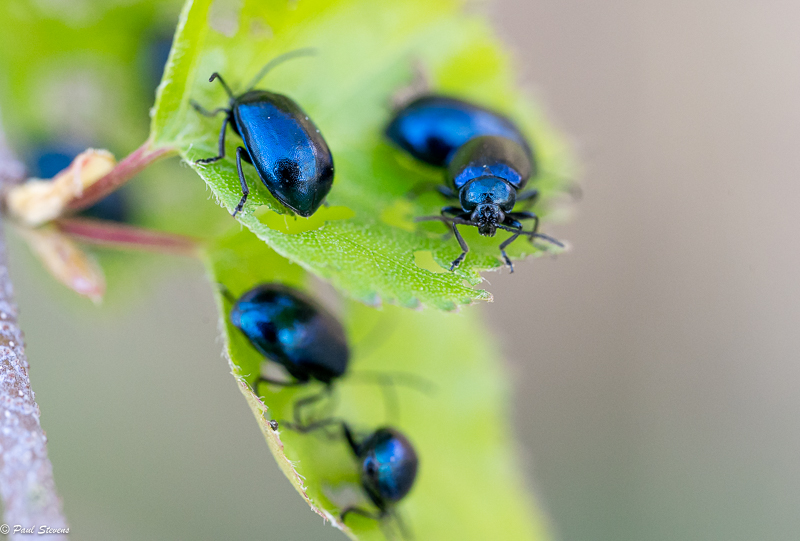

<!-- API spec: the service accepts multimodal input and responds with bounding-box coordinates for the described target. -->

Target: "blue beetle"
[287,419,418,530]
[191,50,334,217]
[230,283,349,385]
[385,94,533,167]
[228,283,434,428]
[341,425,418,527]
[386,95,561,272]
[229,283,349,424]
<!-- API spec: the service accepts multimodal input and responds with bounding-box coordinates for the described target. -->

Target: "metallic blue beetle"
[385,94,533,167]
[230,283,349,425]
[290,419,418,529]
[345,425,418,522]
[230,283,432,428]
[386,95,561,272]
[230,283,349,387]
[229,283,349,427]
[192,51,334,217]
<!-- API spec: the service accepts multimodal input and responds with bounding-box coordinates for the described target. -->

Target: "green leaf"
[152,0,574,310]
[206,229,551,541]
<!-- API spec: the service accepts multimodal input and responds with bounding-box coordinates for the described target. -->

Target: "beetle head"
[471,204,505,237]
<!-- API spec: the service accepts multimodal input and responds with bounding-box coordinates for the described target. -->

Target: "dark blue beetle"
[386,95,561,272]
[229,283,433,429]
[230,283,349,384]
[385,94,533,168]
[341,425,418,526]
[229,283,348,424]
[290,419,418,530]
[192,50,334,217]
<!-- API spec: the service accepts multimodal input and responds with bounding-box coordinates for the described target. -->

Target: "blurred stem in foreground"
[0,110,68,537]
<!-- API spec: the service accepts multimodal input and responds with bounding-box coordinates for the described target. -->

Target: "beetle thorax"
[459,176,515,237]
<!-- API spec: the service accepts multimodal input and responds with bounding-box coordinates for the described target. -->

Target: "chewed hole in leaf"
[379,199,416,232]
[255,204,354,234]
[413,250,448,274]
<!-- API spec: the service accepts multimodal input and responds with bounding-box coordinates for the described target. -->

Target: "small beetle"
[288,419,418,532]
[341,425,418,527]
[230,283,349,385]
[386,95,561,272]
[229,283,348,424]
[191,50,334,217]
[227,283,431,427]
[385,94,532,167]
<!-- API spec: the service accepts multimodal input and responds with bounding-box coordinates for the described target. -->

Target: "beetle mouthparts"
[472,204,503,237]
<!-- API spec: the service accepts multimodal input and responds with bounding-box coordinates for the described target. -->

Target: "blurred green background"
[3,0,800,540]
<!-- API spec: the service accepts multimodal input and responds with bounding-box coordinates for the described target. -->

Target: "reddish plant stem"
[56,217,200,256]
[0,114,68,537]
[66,141,175,214]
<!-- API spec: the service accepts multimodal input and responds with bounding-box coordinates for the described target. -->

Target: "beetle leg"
[341,423,361,455]
[190,101,229,118]
[281,416,359,449]
[342,505,399,541]
[514,188,539,210]
[449,223,469,271]
[436,185,458,199]
[281,416,346,438]
[251,376,304,398]
[498,217,564,249]
[498,227,523,273]
[233,146,250,217]
[507,210,537,220]
[292,385,333,427]
[195,116,229,165]
[434,207,463,237]
[507,212,539,233]
[506,212,541,246]
[341,506,385,523]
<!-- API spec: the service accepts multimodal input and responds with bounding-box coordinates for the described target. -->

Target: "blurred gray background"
[8,0,800,540]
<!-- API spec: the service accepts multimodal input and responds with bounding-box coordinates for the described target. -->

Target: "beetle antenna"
[349,370,437,395]
[496,224,565,248]
[530,231,565,248]
[347,370,437,423]
[208,73,235,100]
[245,47,318,91]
